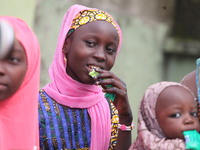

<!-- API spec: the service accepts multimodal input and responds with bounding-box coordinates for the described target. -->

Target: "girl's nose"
[93,47,106,62]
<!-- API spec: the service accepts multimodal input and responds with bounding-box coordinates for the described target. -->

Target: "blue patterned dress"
[38,90,119,150]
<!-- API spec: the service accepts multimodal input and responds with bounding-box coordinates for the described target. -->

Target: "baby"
[130,81,200,150]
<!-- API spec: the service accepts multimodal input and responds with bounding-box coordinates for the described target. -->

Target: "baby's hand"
[183,130,200,150]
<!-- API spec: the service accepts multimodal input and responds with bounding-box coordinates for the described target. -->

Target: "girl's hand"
[94,69,133,149]
[94,69,133,124]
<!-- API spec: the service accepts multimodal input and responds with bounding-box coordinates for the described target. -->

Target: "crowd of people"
[0,4,200,150]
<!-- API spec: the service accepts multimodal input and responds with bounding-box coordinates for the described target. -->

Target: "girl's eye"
[8,56,20,63]
[106,47,116,54]
[191,112,198,117]
[170,113,181,118]
[85,41,96,47]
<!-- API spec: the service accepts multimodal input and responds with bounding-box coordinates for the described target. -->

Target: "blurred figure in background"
[0,16,40,150]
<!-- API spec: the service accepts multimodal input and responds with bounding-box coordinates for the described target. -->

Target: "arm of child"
[93,69,133,150]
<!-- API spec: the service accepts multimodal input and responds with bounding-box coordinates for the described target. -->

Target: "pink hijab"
[0,17,40,150]
[129,81,191,150]
[43,4,122,150]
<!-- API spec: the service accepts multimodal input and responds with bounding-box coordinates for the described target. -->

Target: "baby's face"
[156,86,200,140]
[0,38,27,101]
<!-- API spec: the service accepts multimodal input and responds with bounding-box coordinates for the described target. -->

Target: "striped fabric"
[38,90,118,150]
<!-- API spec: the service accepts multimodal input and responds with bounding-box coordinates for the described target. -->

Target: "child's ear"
[62,38,70,54]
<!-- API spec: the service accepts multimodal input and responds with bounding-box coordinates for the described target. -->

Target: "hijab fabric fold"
[0,16,40,150]
[43,4,122,150]
[129,81,189,150]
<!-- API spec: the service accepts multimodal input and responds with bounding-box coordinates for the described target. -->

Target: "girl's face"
[0,39,27,101]
[156,86,200,140]
[64,20,119,84]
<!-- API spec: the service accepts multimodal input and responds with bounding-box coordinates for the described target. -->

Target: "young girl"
[0,16,40,149]
[129,81,200,150]
[38,4,133,150]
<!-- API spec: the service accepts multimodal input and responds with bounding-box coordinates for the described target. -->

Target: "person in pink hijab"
[180,58,200,121]
[39,4,133,150]
[0,16,40,150]
[129,81,200,150]
[181,70,198,98]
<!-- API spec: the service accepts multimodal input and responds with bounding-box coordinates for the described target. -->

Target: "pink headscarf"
[0,16,40,150]
[43,4,122,150]
[129,81,193,150]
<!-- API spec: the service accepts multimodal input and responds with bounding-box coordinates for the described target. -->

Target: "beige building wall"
[0,0,36,27]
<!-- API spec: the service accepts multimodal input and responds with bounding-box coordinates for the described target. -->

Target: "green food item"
[183,130,200,150]
[105,93,115,102]
[88,70,116,101]
[89,69,99,78]
[105,85,116,102]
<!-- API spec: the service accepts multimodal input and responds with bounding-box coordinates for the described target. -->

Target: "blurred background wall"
[1,0,200,140]
[0,0,36,27]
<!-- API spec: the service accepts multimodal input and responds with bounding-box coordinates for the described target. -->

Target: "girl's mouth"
[88,65,100,70]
